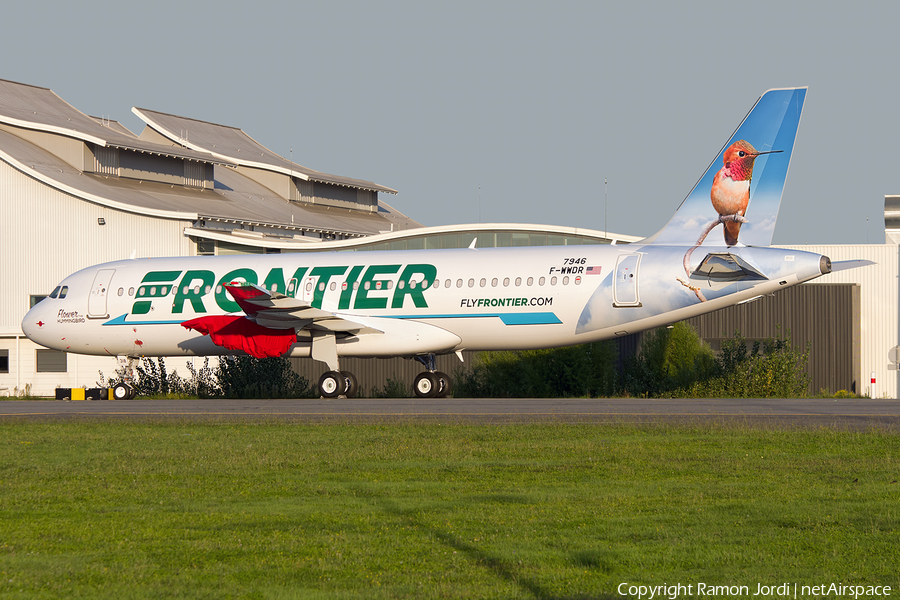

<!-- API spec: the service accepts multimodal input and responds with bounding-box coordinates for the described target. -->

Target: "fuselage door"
[613,254,642,307]
[301,276,316,304]
[88,269,115,318]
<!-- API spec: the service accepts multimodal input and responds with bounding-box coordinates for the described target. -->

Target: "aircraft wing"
[181,282,382,358]
[223,282,378,333]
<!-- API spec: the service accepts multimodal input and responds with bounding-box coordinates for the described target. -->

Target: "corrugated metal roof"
[376,199,429,232]
[0,127,413,237]
[133,107,398,195]
[89,116,136,138]
[0,79,230,165]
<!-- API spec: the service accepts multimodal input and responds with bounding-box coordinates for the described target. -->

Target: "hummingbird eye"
[738,151,746,157]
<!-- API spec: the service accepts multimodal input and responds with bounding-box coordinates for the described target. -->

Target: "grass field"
[0,421,897,599]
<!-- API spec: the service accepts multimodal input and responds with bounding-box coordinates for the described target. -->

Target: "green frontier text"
[130,264,437,315]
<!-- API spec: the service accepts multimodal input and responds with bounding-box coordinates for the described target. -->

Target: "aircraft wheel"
[318,371,346,398]
[434,371,452,398]
[341,371,359,398]
[413,372,439,398]
[112,383,133,400]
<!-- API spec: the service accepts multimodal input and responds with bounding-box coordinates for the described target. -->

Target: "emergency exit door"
[613,254,641,307]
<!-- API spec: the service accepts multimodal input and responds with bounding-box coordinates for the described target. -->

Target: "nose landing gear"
[112,382,137,400]
[113,356,139,400]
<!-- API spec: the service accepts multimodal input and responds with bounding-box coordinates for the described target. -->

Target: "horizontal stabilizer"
[830,259,876,272]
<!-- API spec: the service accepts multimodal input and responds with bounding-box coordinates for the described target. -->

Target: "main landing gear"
[412,371,451,398]
[412,354,451,399]
[312,332,360,398]
[317,370,359,399]
[312,351,451,399]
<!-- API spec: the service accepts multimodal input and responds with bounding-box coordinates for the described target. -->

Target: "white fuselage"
[22,243,830,360]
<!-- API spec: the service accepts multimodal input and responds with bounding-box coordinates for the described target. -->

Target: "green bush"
[684,332,811,398]
[622,322,718,397]
[368,376,411,399]
[454,341,618,398]
[215,356,315,398]
[99,357,214,398]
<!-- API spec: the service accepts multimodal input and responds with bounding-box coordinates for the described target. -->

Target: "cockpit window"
[49,286,61,299]
[59,286,68,299]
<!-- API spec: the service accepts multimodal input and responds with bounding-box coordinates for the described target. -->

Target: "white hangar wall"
[0,160,194,396]
[783,244,899,398]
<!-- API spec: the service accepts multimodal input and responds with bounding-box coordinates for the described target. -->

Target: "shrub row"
[457,323,812,398]
[100,356,316,399]
[98,324,812,399]
[454,342,619,398]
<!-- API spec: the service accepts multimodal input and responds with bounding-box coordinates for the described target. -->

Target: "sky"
[2,0,897,245]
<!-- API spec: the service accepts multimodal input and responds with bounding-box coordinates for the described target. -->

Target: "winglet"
[645,87,807,247]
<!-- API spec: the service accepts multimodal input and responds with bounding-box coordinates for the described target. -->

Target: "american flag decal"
[585,266,602,275]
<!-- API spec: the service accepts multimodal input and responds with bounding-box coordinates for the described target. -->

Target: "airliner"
[21,87,863,399]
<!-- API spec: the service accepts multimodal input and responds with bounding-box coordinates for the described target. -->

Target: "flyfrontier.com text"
[617,582,892,599]
[459,297,553,308]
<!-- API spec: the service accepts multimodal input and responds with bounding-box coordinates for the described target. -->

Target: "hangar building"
[0,79,418,396]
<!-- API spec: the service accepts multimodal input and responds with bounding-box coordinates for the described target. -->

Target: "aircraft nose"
[21,303,52,346]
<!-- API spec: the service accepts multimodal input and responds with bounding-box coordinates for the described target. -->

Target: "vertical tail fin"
[645,87,807,247]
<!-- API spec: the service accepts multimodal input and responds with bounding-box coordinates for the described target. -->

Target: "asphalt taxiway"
[0,398,897,429]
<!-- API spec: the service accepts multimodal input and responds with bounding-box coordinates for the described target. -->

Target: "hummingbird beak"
[753,150,783,156]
